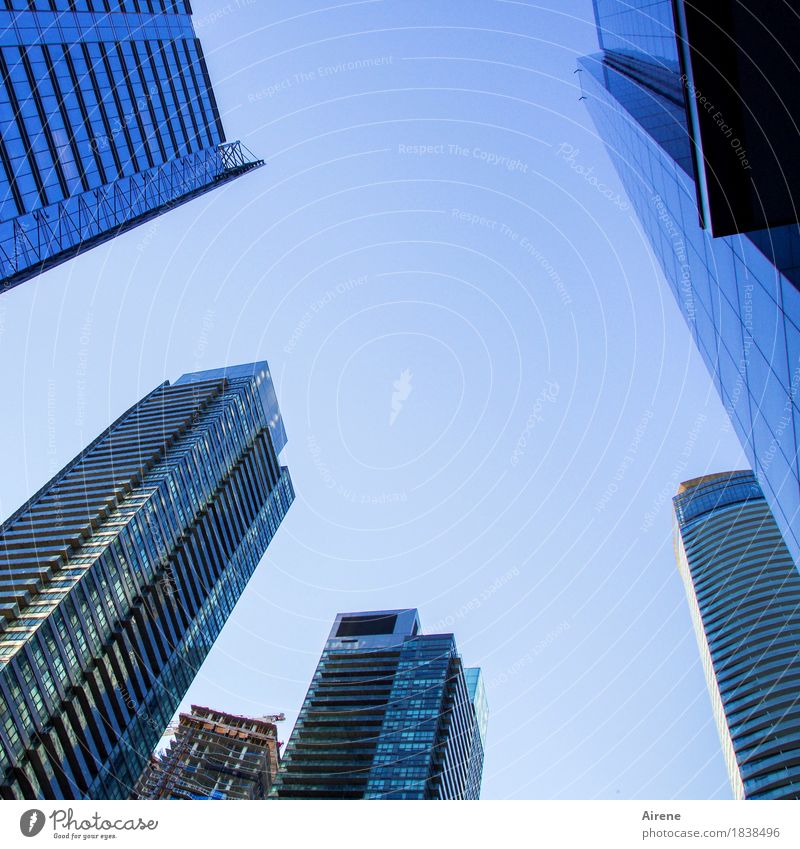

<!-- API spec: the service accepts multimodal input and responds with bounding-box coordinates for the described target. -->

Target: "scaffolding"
[134,705,283,800]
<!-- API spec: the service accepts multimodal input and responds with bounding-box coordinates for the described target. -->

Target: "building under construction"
[134,705,283,800]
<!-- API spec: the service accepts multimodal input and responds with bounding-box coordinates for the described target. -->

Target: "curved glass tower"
[674,471,800,800]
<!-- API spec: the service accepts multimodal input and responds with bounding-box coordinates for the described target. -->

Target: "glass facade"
[673,2,800,236]
[463,666,487,799]
[270,609,487,800]
[581,0,800,565]
[0,361,294,800]
[133,704,282,800]
[673,471,800,800]
[0,2,262,292]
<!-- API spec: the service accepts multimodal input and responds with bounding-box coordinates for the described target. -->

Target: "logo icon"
[390,369,413,426]
[20,809,45,837]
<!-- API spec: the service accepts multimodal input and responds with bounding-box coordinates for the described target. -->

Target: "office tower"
[580,2,800,564]
[0,3,262,293]
[674,471,800,800]
[0,361,293,800]
[271,609,487,800]
[133,705,283,800]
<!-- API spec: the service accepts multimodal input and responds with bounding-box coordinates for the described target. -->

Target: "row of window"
[0,34,220,220]
[2,1,192,16]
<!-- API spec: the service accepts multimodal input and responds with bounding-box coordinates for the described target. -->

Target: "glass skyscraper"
[673,471,800,800]
[580,1,800,565]
[271,609,487,800]
[0,2,261,293]
[133,704,283,800]
[0,361,293,800]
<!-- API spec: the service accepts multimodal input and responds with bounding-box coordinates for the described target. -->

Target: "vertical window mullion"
[97,42,141,173]
[181,39,216,148]
[151,40,192,154]
[124,41,167,163]
[0,49,48,208]
[115,42,155,169]
[79,43,123,179]
[19,48,69,200]
[168,40,202,150]
[62,45,109,185]
[41,44,90,192]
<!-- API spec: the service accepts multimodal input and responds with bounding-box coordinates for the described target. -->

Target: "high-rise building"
[674,470,800,800]
[133,705,283,800]
[0,3,262,293]
[580,1,800,564]
[271,609,487,800]
[0,361,294,800]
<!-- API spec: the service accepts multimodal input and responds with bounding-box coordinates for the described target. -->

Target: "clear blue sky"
[0,1,748,799]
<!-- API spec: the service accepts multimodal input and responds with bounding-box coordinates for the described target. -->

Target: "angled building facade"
[0,2,262,293]
[134,705,283,800]
[271,609,487,800]
[0,361,293,800]
[580,1,800,564]
[674,471,800,800]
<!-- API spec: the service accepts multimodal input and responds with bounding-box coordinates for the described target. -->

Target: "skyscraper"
[0,361,293,800]
[674,471,800,800]
[0,2,262,293]
[133,705,283,800]
[580,1,800,564]
[271,609,487,800]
